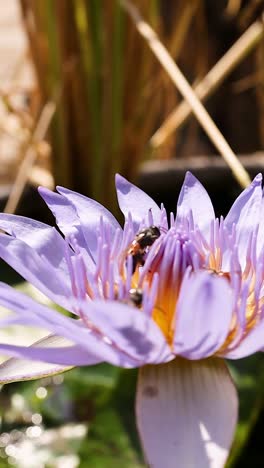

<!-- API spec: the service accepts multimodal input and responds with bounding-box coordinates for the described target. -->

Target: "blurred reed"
[18,0,205,211]
[18,0,264,211]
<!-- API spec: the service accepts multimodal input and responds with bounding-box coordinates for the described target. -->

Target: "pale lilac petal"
[0,358,71,383]
[174,272,233,359]
[38,187,84,241]
[136,358,238,468]
[0,344,88,366]
[223,318,264,359]
[0,234,72,310]
[257,195,264,256]
[0,282,82,333]
[0,325,136,368]
[57,186,121,260]
[0,213,67,273]
[225,174,262,265]
[38,187,95,270]
[115,174,161,229]
[176,171,215,239]
[225,173,262,230]
[0,338,100,366]
[0,285,139,368]
[0,334,73,383]
[78,300,172,364]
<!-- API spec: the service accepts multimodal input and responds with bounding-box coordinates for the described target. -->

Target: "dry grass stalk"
[149,0,201,159]
[119,0,251,188]
[256,30,264,149]
[20,0,207,209]
[29,166,54,189]
[151,17,264,149]
[4,100,56,214]
[238,0,264,29]
[225,0,242,18]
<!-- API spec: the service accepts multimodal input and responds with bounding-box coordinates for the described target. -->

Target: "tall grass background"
[18,0,264,212]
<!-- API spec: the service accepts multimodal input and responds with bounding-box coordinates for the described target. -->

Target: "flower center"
[130,226,204,343]
[66,214,263,355]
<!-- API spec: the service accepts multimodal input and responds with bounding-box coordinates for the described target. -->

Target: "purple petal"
[38,187,95,270]
[0,334,73,383]
[174,272,233,359]
[0,337,101,366]
[0,285,142,368]
[136,358,238,468]
[0,358,70,383]
[257,195,264,256]
[0,234,72,310]
[0,213,67,273]
[56,186,120,260]
[176,172,215,239]
[0,282,80,332]
[77,299,172,364]
[0,345,88,366]
[38,187,84,241]
[224,174,262,265]
[115,174,161,229]
[223,318,264,359]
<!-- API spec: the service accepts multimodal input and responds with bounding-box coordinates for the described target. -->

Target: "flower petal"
[224,173,262,265]
[0,234,72,309]
[0,358,70,383]
[77,299,172,364]
[174,272,233,359]
[56,186,121,260]
[0,213,67,273]
[115,174,161,229]
[38,187,95,270]
[176,171,215,239]
[0,334,101,366]
[256,195,264,256]
[0,282,82,332]
[38,186,85,243]
[0,334,73,383]
[136,358,238,468]
[223,318,264,359]
[0,285,139,368]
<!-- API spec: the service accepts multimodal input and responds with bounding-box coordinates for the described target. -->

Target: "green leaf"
[227,354,264,467]
[79,408,145,468]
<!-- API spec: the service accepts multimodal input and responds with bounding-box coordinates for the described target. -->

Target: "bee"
[128,288,143,307]
[127,225,161,273]
[209,269,231,281]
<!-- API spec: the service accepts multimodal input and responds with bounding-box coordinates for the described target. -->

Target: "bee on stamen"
[128,288,143,307]
[126,226,161,273]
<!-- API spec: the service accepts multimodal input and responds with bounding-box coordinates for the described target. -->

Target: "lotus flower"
[0,172,263,467]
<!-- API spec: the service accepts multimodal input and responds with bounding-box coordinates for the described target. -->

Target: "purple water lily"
[0,172,263,467]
